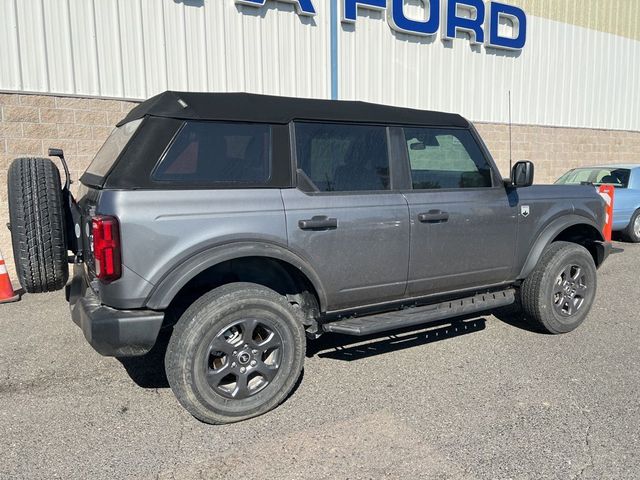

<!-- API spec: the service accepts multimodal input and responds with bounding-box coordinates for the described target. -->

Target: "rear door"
[282,122,410,312]
[400,126,517,296]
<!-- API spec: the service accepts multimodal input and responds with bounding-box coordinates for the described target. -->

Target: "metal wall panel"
[68,0,100,96]
[41,0,75,94]
[0,0,22,90]
[139,0,168,96]
[118,0,147,99]
[14,0,50,92]
[0,0,330,101]
[0,0,637,131]
[338,9,640,131]
[94,0,124,98]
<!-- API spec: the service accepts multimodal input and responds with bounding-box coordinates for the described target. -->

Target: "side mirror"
[511,161,534,187]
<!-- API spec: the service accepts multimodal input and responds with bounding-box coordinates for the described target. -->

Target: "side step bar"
[322,289,515,336]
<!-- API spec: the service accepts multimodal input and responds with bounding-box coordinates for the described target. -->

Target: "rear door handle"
[298,216,338,231]
[418,210,449,223]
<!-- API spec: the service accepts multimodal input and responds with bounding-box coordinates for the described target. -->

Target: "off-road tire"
[621,209,640,243]
[165,282,306,424]
[7,157,68,293]
[520,241,597,334]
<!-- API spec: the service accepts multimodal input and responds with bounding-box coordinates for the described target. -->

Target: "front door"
[400,126,518,297]
[283,122,410,311]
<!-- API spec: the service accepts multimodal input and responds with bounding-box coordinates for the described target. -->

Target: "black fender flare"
[518,215,604,280]
[144,241,328,311]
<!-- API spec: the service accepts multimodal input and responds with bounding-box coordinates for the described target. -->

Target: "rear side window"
[85,119,143,178]
[295,122,390,192]
[404,128,493,189]
[154,121,272,184]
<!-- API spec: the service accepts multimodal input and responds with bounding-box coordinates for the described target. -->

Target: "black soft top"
[118,91,469,128]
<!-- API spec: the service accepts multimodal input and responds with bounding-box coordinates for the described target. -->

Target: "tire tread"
[7,157,68,293]
[621,210,640,243]
[520,241,596,334]
[165,282,306,424]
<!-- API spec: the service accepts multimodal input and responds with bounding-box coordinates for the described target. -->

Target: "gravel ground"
[0,241,638,480]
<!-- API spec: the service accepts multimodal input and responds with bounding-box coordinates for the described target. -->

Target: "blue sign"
[235,0,527,50]
[236,0,316,16]
[388,0,440,37]
[487,1,527,50]
[443,0,487,44]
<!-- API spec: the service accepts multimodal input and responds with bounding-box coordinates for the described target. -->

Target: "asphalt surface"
[0,242,639,480]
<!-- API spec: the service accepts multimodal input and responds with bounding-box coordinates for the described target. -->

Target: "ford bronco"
[7,92,611,424]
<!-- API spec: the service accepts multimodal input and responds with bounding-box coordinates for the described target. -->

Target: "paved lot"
[1,242,639,480]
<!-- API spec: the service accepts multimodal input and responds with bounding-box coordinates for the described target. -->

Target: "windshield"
[84,119,143,178]
[556,167,631,188]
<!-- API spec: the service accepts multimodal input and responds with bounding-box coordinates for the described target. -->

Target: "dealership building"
[0,0,639,271]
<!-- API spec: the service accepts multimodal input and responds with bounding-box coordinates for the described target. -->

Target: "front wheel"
[165,282,306,424]
[622,210,640,243]
[520,242,597,334]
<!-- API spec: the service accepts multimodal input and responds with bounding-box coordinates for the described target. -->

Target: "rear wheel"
[520,242,597,334]
[165,282,306,424]
[7,157,68,293]
[621,210,640,243]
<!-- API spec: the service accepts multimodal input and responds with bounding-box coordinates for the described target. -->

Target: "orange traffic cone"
[598,185,615,242]
[0,250,20,304]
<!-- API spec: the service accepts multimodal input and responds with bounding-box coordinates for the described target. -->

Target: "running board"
[322,289,515,336]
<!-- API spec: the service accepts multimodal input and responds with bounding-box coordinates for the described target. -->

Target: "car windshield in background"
[84,119,143,179]
[556,168,631,188]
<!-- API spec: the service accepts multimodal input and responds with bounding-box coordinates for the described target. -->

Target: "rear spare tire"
[7,157,69,293]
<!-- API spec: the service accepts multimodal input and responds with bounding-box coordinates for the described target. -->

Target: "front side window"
[295,122,390,192]
[154,121,272,184]
[404,128,493,189]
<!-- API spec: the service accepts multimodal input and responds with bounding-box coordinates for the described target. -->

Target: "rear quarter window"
[153,121,272,185]
[84,119,143,179]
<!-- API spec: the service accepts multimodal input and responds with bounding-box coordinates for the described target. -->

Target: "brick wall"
[474,123,640,183]
[0,93,137,282]
[1,92,639,286]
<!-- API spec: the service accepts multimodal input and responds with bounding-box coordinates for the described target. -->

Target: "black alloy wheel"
[166,282,306,424]
[520,241,597,334]
[552,264,589,317]
[205,318,284,400]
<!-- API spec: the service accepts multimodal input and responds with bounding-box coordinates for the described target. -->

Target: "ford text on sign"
[236,0,527,50]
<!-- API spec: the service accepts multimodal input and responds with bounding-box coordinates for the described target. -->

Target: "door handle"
[418,210,449,223]
[298,216,338,231]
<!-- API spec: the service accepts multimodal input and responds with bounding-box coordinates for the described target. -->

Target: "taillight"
[92,215,121,281]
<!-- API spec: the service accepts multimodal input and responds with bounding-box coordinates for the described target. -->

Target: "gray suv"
[7,92,611,424]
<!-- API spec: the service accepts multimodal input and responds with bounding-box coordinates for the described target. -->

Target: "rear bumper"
[67,265,164,357]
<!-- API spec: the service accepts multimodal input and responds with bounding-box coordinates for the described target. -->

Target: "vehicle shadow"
[117,313,520,387]
[117,328,172,389]
[117,327,306,401]
[308,316,488,361]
